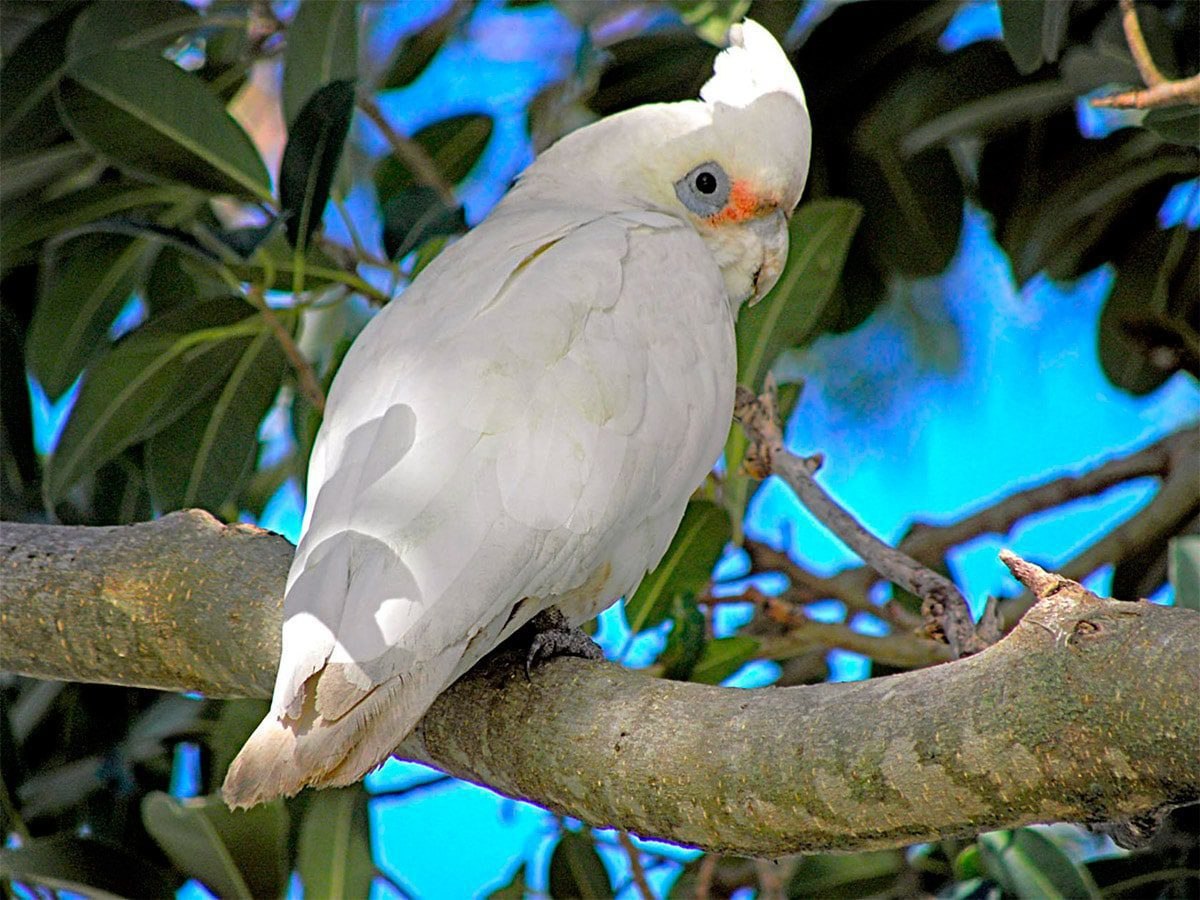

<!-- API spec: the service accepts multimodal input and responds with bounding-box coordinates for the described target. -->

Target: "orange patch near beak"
[706,180,775,226]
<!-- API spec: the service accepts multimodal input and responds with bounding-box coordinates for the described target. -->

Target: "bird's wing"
[223,206,733,805]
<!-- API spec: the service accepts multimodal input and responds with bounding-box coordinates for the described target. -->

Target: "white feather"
[701,19,806,110]
[223,17,809,808]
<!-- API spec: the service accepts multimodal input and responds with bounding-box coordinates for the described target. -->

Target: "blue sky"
[27,1,1199,897]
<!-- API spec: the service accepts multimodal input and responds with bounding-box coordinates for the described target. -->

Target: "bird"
[222,18,811,808]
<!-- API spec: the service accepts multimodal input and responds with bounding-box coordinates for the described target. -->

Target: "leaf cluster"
[0,683,386,898]
[0,0,491,528]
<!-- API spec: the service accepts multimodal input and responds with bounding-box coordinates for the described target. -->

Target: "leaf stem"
[356,93,457,205]
[617,830,656,900]
[246,289,326,415]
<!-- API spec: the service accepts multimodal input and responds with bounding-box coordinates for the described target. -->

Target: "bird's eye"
[675,161,730,217]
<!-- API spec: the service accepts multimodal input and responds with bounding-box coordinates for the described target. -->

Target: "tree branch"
[743,426,1197,636]
[733,381,983,657]
[357,93,457,205]
[2,511,1197,855]
[248,287,327,415]
[1090,0,1200,109]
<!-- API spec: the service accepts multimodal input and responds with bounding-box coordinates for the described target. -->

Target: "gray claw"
[524,607,604,679]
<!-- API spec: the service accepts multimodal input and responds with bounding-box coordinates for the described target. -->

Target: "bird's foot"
[525,607,604,679]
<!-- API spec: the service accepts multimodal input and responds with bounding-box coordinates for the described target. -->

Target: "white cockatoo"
[223,19,810,807]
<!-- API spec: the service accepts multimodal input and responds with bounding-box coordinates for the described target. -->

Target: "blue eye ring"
[675,161,730,217]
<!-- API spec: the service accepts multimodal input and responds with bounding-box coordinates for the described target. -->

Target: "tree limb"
[2,511,1197,855]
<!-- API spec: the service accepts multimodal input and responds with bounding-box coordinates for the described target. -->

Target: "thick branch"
[2,512,1198,855]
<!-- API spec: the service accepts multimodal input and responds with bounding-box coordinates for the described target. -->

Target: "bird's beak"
[748,208,788,306]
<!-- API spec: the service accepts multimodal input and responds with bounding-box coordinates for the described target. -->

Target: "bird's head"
[515,19,811,308]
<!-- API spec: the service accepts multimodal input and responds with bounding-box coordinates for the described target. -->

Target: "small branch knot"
[733,379,785,479]
[999,550,1062,600]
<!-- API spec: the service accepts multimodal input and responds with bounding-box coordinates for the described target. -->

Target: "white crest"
[700,19,807,110]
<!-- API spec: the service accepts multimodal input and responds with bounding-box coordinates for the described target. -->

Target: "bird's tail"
[221,649,462,808]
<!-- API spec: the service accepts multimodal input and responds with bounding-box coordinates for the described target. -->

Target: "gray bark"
[2,510,1197,855]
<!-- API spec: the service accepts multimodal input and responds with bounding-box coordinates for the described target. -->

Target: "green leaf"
[281,79,356,250]
[1145,106,1200,147]
[547,830,612,900]
[998,0,1071,75]
[0,834,179,899]
[587,31,716,115]
[1012,151,1195,283]
[374,113,494,203]
[2,181,184,270]
[900,80,1079,159]
[282,0,359,127]
[381,185,467,260]
[999,0,1047,75]
[736,199,863,391]
[786,849,908,898]
[58,49,272,201]
[954,844,984,881]
[205,699,270,796]
[1039,0,1071,66]
[978,828,1102,900]
[659,593,707,681]
[690,635,759,685]
[380,2,466,90]
[145,327,286,513]
[487,862,529,900]
[1169,535,1200,612]
[0,142,92,207]
[144,244,227,314]
[27,233,152,399]
[67,0,205,60]
[297,785,377,900]
[44,297,263,506]
[214,220,282,261]
[409,233,455,277]
[624,500,732,634]
[672,0,753,46]
[232,227,366,295]
[0,3,85,154]
[142,791,289,900]
[1099,226,1196,395]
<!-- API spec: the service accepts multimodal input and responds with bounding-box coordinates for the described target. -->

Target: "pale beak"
[747,208,788,305]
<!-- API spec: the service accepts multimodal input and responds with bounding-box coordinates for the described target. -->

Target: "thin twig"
[694,853,718,900]
[1091,0,1200,109]
[617,830,656,900]
[999,428,1200,627]
[742,427,1194,634]
[247,288,326,415]
[1120,0,1165,87]
[373,866,417,900]
[357,93,457,204]
[1091,76,1200,109]
[369,773,453,801]
[755,859,786,900]
[733,380,983,658]
[742,538,920,628]
[749,590,954,669]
